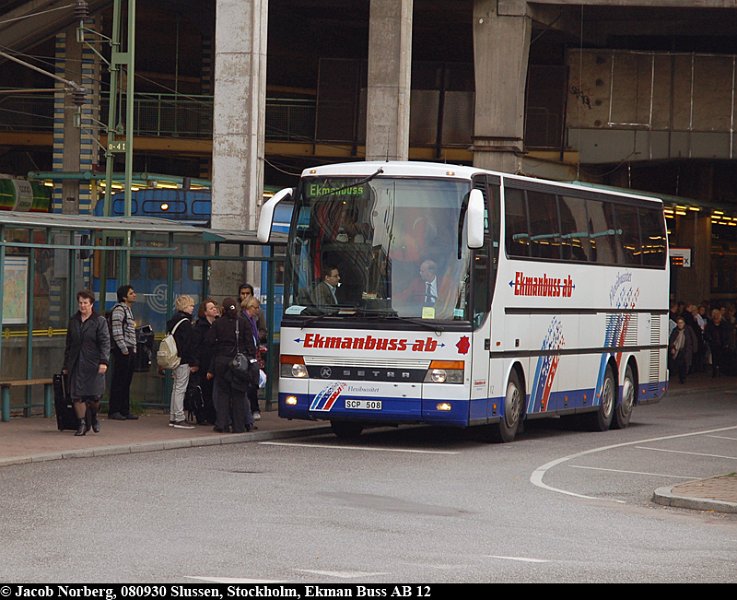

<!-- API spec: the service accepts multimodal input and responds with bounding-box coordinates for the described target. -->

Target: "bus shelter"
[0,211,285,419]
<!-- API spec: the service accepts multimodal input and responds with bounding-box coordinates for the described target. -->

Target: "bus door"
[470,175,500,423]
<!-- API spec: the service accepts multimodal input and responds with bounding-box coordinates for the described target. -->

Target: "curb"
[0,424,332,469]
[652,485,737,514]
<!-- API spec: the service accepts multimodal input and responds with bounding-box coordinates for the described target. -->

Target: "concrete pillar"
[472,0,531,173]
[211,0,268,231]
[674,212,711,304]
[365,0,413,162]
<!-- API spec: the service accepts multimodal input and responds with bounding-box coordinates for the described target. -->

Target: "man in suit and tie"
[394,259,439,314]
[313,265,341,308]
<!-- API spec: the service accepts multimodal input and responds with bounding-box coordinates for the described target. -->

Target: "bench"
[0,378,54,421]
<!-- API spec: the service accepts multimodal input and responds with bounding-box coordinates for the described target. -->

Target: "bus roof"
[300,161,663,207]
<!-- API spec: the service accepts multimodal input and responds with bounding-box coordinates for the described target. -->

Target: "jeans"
[169,363,190,422]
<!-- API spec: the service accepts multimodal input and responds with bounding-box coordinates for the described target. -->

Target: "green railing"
[0,90,317,141]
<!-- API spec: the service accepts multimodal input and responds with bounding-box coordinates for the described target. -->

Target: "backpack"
[156,317,189,370]
[184,380,205,423]
[105,303,127,338]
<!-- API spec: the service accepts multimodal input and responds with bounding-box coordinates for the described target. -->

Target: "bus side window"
[639,208,667,267]
[559,195,591,262]
[527,190,561,260]
[587,199,617,265]
[614,204,642,266]
[505,188,529,258]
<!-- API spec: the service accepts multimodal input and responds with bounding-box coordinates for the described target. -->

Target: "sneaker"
[172,421,195,429]
[252,411,261,421]
[168,420,176,427]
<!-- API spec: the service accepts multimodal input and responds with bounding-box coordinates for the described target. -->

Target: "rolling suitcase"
[53,373,77,431]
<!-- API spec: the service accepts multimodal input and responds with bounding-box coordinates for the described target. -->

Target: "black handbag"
[230,319,259,386]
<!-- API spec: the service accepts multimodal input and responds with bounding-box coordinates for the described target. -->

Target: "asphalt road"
[1,384,736,583]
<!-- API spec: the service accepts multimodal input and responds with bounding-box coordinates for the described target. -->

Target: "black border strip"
[492,344,668,359]
[504,307,669,315]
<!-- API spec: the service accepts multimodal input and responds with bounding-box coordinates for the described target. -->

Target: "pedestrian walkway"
[1,373,736,514]
[0,408,330,468]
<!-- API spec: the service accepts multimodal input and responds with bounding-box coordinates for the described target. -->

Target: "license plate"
[344,399,382,410]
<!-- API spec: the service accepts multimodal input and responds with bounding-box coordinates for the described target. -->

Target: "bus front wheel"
[489,371,524,443]
[331,421,363,439]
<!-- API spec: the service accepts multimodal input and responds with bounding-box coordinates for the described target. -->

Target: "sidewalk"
[0,408,330,468]
[1,375,736,514]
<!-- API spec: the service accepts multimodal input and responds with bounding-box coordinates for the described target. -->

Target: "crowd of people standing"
[62,283,267,436]
[668,300,737,383]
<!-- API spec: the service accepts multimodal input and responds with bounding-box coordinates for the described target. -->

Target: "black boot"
[75,419,87,436]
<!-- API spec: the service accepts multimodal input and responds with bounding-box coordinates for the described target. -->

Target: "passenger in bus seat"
[394,259,440,310]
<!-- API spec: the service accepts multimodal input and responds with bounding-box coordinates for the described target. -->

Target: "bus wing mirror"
[257,187,293,243]
[466,189,485,249]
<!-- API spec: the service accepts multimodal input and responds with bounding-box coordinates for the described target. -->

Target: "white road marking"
[295,569,389,578]
[260,441,460,455]
[569,464,699,479]
[635,446,737,460]
[530,424,737,502]
[487,555,550,564]
[184,576,283,583]
[707,434,737,441]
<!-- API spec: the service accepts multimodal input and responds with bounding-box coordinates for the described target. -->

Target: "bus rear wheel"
[612,365,635,429]
[331,421,363,439]
[585,366,615,432]
[489,371,524,443]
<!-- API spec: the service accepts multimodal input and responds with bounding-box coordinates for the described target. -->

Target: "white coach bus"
[258,161,669,442]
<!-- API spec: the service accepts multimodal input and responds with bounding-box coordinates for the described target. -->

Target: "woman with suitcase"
[63,290,111,436]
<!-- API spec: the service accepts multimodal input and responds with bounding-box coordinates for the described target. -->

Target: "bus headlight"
[285,396,298,406]
[290,364,308,378]
[424,361,464,384]
[280,355,308,378]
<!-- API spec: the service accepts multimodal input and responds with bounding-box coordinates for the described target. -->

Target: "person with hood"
[205,297,256,433]
[63,290,110,436]
[166,294,198,429]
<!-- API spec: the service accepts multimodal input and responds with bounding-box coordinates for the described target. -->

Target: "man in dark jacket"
[166,295,198,428]
[705,308,732,377]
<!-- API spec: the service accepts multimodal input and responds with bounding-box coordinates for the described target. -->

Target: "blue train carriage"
[92,187,291,334]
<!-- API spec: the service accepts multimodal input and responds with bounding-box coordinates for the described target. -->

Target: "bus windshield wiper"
[381,315,446,332]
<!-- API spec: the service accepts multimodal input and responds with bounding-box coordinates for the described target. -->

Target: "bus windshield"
[285,176,472,321]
